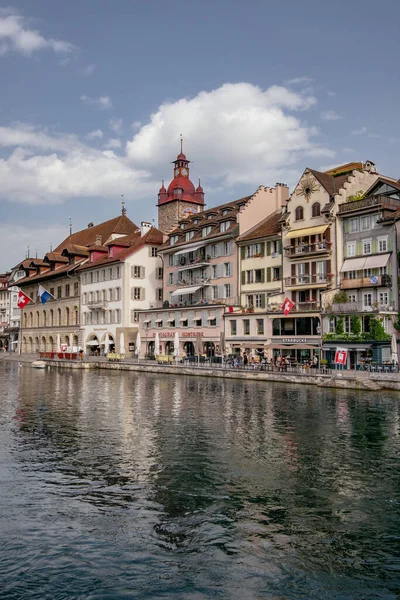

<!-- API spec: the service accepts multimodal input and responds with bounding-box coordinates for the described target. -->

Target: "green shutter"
[344,220,350,233]
[260,242,265,257]
[277,239,282,254]
[241,271,245,285]
[241,246,245,260]
[266,267,271,282]
[260,269,265,283]
[266,241,271,256]
[260,294,266,308]
[356,241,362,255]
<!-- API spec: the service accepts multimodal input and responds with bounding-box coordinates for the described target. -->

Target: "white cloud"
[109,118,123,135]
[285,76,313,85]
[0,8,76,57]
[80,63,97,76]
[126,82,329,188]
[351,126,367,135]
[0,223,70,270]
[132,121,141,129]
[85,129,103,140]
[320,110,341,121]
[80,95,112,110]
[0,82,335,207]
[104,138,122,149]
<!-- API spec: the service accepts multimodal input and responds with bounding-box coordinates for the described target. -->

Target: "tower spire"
[180,133,183,154]
[121,194,126,216]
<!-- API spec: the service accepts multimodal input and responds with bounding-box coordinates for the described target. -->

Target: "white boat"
[31,360,47,369]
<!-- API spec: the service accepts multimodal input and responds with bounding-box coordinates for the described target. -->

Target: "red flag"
[17,290,31,309]
[282,297,294,316]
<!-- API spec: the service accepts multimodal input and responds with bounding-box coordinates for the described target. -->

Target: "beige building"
[17,211,138,353]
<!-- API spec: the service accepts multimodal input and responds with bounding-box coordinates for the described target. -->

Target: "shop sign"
[281,338,310,344]
[335,347,347,365]
[152,331,205,338]
[94,327,107,332]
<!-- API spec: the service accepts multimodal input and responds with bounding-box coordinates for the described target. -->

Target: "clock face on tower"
[181,168,188,177]
[175,168,180,177]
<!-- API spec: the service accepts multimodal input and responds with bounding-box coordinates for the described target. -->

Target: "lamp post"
[316,322,322,369]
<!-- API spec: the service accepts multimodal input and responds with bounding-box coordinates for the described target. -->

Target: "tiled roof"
[237,211,281,242]
[17,259,87,286]
[308,169,350,197]
[77,227,164,271]
[53,214,138,253]
[44,252,69,264]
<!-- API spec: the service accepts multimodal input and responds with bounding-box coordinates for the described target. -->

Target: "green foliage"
[332,291,348,304]
[346,190,365,203]
[393,313,400,331]
[335,316,344,335]
[350,315,361,336]
[368,316,390,341]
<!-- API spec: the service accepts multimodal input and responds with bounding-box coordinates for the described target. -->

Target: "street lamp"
[316,322,322,367]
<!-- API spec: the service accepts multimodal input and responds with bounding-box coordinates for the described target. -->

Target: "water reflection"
[1,362,399,599]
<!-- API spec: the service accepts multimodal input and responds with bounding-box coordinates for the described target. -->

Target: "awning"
[323,344,372,351]
[143,319,151,324]
[155,319,163,323]
[179,316,188,321]
[285,224,329,239]
[174,242,206,256]
[167,318,175,322]
[268,343,318,349]
[171,285,203,296]
[341,257,367,271]
[207,315,217,320]
[86,340,99,346]
[363,253,391,269]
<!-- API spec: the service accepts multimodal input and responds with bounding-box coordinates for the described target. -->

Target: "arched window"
[43,310,47,327]
[36,311,40,327]
[66,307,70,326]
[24,313,27,328]
[50,310,54,326]
[57,308,62,326]
[312,202,321,217]
[295,206,304,221]
[29,312,33,328]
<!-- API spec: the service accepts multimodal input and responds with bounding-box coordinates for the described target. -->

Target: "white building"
[78,222,164,355]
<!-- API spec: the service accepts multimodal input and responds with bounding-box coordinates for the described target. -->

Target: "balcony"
[173,277,211,288]
[284,274,332,288]
[147,297,241,310]
[338,195,400,214]
[87,299,108,310]
[341,275,387,289]
[178,260,210,272]
[322,301,395,314]
[285,240,332,258]
[267,301,321,313]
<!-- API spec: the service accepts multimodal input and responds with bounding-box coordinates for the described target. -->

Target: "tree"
[350,315,361,336]
[335,317,344,335]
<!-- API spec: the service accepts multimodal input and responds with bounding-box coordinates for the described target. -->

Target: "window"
[180,223,186,229]
[132,310,139,323]
[379,292,388,306]
[347,242,356,257]
[109,247,114,258]
[95,271,99,283]
[230,320,237,335]
[363,293,372,308]
[211,244,217,258]
[212,265,218,278]
[245,270,253,284]
[101,270,106,281]
[311,202,320,217]
[185,231,195,241]
[378,237,388,252]
[57,286,62,299]
[370,214,379,228]
[256,319,264,335]
[212,286,218,299]
[272,267,281,281]
[50,287,55,298]
[193,317,202,327]
[379,266,387,275]
[109,268,113,280]
[157,288,163,301]
[224,262,231,277]
[348,294,357,303]
[115,309,121,323]
[360,215,370,231]
[295,206,304,221]
[202,226,212,237]
[224,284,231,298]
[223,241,231,255]
[329,317,335,333]
[246,294,254,307]
[133,266,141,278]
[243,319,250,335]
[133,287,141,300]
[73,282,78,296]
[209,318,216,326]
[220,220,231,232]
[151,247,158,257]
[383,316,390,333]
[65,284,70,297]
[156,319,163,328]
[255,294,264,308]
[170,235,179,245]
[349,217,359,232]
[181,318,188,327]
[255,269,264,283]
[348,270,357,279]
[363,268,372,278]
[89,272,94,283]
[344,316,351,333]
[362,239,372,254]
[116,287,121,301]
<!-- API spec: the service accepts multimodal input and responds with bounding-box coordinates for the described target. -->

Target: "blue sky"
[1,0,399,271]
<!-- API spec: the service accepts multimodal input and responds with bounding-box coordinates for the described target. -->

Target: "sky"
[1,0,400,271]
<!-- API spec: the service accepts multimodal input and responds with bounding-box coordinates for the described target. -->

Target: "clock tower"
[157,141,205,234]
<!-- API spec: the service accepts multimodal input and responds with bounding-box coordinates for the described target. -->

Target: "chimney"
[140,221,152,236]
[95,234,102,245]
[88,222,94,228]
[364,160,376,174]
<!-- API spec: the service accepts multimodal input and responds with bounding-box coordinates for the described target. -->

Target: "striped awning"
[285,224,329,239]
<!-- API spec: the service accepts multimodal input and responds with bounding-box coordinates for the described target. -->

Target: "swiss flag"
[17,290,31,309]
[282,297,295,316]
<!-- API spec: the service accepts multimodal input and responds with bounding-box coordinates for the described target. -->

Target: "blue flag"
[38,285,52,305]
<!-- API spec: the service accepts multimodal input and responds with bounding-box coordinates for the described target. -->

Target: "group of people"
[230,352,319,371]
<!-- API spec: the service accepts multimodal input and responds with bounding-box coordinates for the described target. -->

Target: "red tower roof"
[157,146,205,207]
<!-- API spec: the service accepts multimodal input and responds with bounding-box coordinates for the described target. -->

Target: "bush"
[335,316,344,335]
[332,291,348,304]
[350,315,361,336]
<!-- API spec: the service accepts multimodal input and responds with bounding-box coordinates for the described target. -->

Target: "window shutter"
[140,287,145,300]
[266,267,271,282]
[291,264,296,276]
[218,284,224,298]
[344,220,350,233]
[228,262,233,277]
[131,266,134,278]
[356,241,362,255]
[241,246,245,260]
[241,271,245,285]
[312,262,317,276]
[260,269,265,283]
[260,242,265,257]
[326,260,331,274]
[266,241,271,256]
[141,266,145,278]
[305,263,310,275]
[277,239,282,253]
[260,294,265,308]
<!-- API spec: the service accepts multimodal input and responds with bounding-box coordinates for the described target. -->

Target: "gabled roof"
[77,226,164,271]
[53,214,138,253]
[308,169,350,197]
[364,176,400,196]
[237,212,281,242]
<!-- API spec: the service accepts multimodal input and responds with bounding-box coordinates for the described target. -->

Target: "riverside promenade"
[2,352,400,392]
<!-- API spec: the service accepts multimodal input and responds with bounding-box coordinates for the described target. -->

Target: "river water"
[0,362,399,599]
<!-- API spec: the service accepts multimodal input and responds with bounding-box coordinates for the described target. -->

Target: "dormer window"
[220,220,232,232]
[180,223,186,229]
[222,209,231,216]
[185,231,195,241]
[193,218,200,224]
[174,188,183,196]
[202,225,212,237]
[109,247,114,257]
[170,235,179,245]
